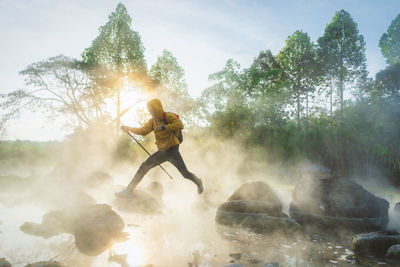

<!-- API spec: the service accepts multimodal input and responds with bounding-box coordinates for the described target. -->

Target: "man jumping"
[115,98,203,198]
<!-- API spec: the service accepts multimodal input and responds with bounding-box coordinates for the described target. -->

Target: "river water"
[0,179,399,267]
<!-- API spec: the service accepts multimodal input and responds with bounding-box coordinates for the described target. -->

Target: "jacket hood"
[147,99,164,119]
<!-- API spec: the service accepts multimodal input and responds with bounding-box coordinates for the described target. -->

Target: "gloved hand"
[120,125,130,132]
[156,124,166,131]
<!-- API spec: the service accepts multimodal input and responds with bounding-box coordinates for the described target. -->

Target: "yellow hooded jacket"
[129,99,183,151]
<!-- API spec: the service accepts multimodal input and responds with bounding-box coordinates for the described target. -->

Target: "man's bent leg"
[167,146,203,194]
[127,150,168,193]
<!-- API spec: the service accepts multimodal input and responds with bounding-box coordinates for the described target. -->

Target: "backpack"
[162,112,183,143]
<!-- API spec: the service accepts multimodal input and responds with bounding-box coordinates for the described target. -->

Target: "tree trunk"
[330,82,333,119]
[306,92,309,120]
[297,90,300,131]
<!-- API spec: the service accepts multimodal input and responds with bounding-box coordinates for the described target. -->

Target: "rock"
[0,258,11,267]
[394,202,400,213]
[21,204,128,256]
[25,261,63,267]
[73,204,128,256]
[352,230,400,258]
[21,209,75,238]
[223,264,246,267]
[289,176,389,232]
[260,263,279,267]
[112,189,162,214]
[227,181,282,212]
[216,181,300,234]
[229,253,242,260]
[386,244,400,261]
[86,171,113,187]
[69,191,97,208]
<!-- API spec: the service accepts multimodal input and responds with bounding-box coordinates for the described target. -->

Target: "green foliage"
[0,140,59,169]
[82,3,149,130]
[375,63,400,98]
[278,30,320,124]
[379,14,400,65]
[149,50,197,126]
[82,3,146,76]
[1,55,106,128]
[201,10,400,183]
[317,9,367,110]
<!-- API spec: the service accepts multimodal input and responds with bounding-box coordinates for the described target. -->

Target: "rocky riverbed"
[1,174,400,267]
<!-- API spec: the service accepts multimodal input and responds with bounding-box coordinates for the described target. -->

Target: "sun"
[112,236,146,266]
[104,82,150,125]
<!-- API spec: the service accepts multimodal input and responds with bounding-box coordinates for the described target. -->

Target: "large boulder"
[386,244,400,262]
[289,176,389,232]
[85,171,113,187]
[394,202,400,213]
[352,231,400,258]
[0,258,11,267]
[73,204,127,256]
[112,189,162,214]
[216,181,300,233]
[21,204,128,256]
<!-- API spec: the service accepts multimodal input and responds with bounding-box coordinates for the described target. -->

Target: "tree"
[201,59,246,114]
[246,50,289,128]
[247,50,285,93]
[379,14,400,65]
[149,50,196,126]
[200,59,255,137]
[278,30,320,127]
[1,55,105,128]
[82,3,148,130]
[317,10,367,112]
[375,63,400,98]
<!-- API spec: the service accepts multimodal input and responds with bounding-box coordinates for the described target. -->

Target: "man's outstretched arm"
[121,118,153,136]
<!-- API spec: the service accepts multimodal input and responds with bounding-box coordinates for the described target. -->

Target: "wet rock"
[86,171,113,187]
[260,263,279,267]
[0,258,11,267]
[289,176,389,233]
[21,209,75,238]
[70,191,97,208]
[74,204,128,256]
[223,264,246,267]
[21,204,128,256]
[229,253,242,260]
[394,202,400,213]
[386,244,400,261]
[216,181,300,234]
[25,261,63,267]
[113,189,162,214]
[352,230,400,258]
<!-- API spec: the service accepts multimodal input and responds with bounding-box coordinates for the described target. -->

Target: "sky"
[0,0,399,140]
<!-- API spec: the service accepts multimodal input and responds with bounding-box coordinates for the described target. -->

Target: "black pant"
[128,145,199,191]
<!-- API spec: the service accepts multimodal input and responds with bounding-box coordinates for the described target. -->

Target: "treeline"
[1,5,399,183]
[201,10,400,183]
[0,140,59,171]
[0,3,195,135]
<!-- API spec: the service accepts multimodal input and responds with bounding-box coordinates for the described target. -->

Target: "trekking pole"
[125,131,173,180]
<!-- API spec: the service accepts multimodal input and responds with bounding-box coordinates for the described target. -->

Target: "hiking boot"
[114,188,134,199]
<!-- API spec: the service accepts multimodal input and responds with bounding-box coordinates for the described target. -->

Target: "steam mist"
[0,123,308,266]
